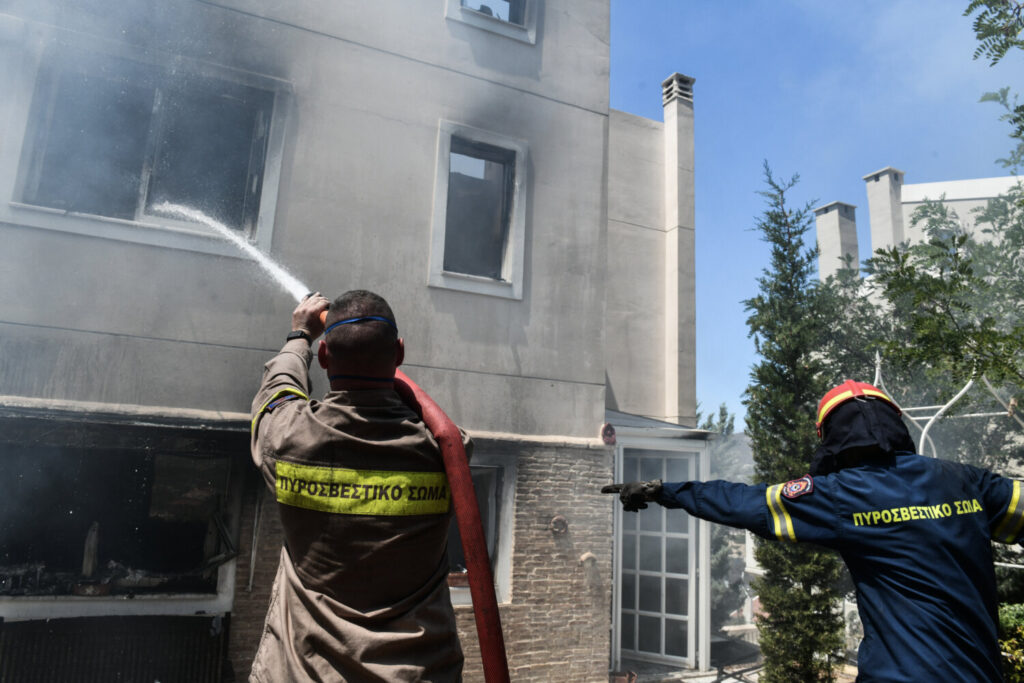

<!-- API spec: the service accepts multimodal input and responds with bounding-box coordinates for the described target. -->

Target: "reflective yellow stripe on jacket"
[251,388,310,433]
[994,480,1024,543]
[766,484,797,541]
[275,461,451,516]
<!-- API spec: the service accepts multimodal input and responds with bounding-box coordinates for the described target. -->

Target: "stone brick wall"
[227,439,615,682]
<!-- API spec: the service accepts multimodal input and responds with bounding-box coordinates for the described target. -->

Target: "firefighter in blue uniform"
[604,380,1024,682]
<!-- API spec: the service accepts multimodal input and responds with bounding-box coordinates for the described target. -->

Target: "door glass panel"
[623,455,639,482]
[641,458,663,481]
[666,536,688,574]
[666,508,689,534]
[638,616,661,653]
[638,575,661,612]
[622,505,639,531]
[621,613,635,651]
[666,457,690,482]
[665,619,688,657]
[639,535,661,572]
[665,578,688,615]
[639,505,662,532]
[622,533,636,570]
[622,572,636,610]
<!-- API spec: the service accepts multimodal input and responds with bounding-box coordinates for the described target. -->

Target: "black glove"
[600,480,663,512]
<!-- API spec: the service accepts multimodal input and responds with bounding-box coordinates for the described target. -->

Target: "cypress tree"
[743,164,844,682]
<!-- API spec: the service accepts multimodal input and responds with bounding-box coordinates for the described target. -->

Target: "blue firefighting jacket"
[660,453,1024,682]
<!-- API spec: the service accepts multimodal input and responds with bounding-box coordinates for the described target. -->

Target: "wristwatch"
[286,329,312,344]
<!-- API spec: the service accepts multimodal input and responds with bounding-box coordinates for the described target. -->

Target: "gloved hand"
[601,480,663,512]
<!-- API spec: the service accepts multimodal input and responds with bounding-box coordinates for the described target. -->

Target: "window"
[445,0,537,44]
[0,409,245,620]
[460,0,526,25]
[429,121,528,299]
[0,447,236,599]
[447,454,516,605]
[444,139,515,279]
[10,44,287,253]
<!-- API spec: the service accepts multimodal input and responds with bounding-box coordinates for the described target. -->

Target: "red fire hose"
[393,369,511,683]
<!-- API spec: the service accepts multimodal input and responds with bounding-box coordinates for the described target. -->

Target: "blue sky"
[609,1,1024,424]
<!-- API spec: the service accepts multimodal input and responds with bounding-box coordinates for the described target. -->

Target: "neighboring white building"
[0,2,710,679]
[815,166,1021,278]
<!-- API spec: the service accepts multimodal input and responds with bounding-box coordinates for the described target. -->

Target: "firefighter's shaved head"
[321,290,402,375]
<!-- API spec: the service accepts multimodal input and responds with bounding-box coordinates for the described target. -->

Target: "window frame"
[444,0,537,44]
[429,120,528,300]
[448,450,516,606]
[1,36,290,257]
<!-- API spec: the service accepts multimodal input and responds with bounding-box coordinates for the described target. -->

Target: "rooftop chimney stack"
[814,201,859,281]
[661,73,696,426]
[863,167,905,252]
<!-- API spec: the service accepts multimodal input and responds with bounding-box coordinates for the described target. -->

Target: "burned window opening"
[0,409,246,600]
[443,136,516,280]
[17,48,274,237]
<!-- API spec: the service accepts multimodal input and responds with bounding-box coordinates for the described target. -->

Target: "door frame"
[611,432,711,673]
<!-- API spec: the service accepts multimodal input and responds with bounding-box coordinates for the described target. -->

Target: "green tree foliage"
[867,197,1024,390]
[965,0,1024,65]
[981,87,1024,169]
[744,164,844,682]
[966,1,1024,171]
[1000,603,1024,681]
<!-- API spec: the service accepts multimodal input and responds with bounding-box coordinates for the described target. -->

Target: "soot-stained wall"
[0,0,611,440]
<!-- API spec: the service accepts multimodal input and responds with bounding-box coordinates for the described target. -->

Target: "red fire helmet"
[816,380,900,438]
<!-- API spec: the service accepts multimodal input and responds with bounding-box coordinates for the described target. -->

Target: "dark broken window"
[18,49,274,236]
[446,465,502,583]
[460,0,526,25]
[0,445,235,597]
[443,137,516,280]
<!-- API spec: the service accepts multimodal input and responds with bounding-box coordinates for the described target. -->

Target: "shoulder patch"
[781,474,814,499]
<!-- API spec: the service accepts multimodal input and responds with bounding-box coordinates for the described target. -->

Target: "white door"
[614,445,703,668]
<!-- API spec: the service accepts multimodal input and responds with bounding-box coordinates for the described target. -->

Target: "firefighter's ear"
[317,340,329,369]
[394,338,405,368]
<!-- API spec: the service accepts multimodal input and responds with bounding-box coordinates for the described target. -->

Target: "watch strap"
[286,329,312,344]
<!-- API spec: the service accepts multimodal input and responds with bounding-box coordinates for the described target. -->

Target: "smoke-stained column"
[814,201,858,281]
[863,167,905,251]
[661,73,696,427]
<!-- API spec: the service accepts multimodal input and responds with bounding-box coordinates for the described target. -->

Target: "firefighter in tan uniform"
[249,290,469,683]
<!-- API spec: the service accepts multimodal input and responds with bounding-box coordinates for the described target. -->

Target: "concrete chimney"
[814,201,858,280]
[863,167,905,252]
[661,73,696,427]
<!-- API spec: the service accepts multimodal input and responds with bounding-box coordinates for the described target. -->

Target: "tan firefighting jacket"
[249,339,468,682]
